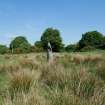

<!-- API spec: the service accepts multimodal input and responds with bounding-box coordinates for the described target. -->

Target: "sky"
[0,0,105,46]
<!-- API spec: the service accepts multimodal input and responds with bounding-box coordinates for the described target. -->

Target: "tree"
[10,36,28,49]
[0,45,8,54]
[10,36,31,53]
[34,41,43,48]
[78,31,104,50]
[99,36,105,49]
[34,41,44,52]
[19,42,31,53]
[65,44,77,52]
[41,28,64,52]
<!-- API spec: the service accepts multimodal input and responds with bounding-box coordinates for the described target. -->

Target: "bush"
[0,45,8,54]
[65,44,77,52]
[78,31,104,50]
[34,41,44,52]
[19,42,31,53]
[10,36,31,53]
[80,46,96,52]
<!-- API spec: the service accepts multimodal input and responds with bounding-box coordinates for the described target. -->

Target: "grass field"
[0,51,105,105]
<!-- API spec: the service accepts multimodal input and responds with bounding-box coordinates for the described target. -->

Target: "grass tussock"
[19,57,41,70]
[9,69,35,94]
[73,54,85,64]
[4,55,11,60]
[40,64,71,89]
[69,68,96,98]
[19,58,34,69]
[3,86,46,105]
[96,62,105,80]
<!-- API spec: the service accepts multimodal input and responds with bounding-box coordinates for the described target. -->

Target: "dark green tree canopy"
[10,36,31,53]
[34,41,43,48]
[65,44,77,52]
[19,42,31,53]
[10,36,28,49]
[41,28,64,52]
[0,45,8,54]
[78,31,104,49]
[34,41,44,52]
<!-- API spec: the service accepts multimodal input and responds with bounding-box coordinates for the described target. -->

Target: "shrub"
[34,41,44,52]
[0,45,8,54]
[10,36,31,54]
[80,46,96,52]
[78,31,104,50]
[19,42,31,53]
[65,44,77,52]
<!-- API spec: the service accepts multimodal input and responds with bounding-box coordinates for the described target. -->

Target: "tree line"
[0,28,105,54]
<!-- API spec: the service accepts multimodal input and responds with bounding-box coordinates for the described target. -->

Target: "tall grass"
[1,53,105,105]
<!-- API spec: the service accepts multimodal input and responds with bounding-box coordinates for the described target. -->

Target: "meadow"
[0,51,105,105]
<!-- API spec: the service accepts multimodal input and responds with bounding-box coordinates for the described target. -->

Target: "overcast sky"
[0,0,105,46]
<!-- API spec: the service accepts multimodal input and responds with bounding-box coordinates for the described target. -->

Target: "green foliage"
[10,36,28,49]
[80,46,96,52]
[10,36,31,53]
[34,41,42,47]
[98,36,105,49]
[41,28,64,52]
[19,42,31,53]
[1,30,105,54]
[78,31,104,50]
[0,45,8,54]
[65,44,77,52]
[34,41,44,52]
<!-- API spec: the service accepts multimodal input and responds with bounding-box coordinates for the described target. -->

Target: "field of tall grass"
[0,51,105,105]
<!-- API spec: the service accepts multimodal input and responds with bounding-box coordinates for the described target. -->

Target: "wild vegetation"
[0,28,105,54]
[0,51,105,105]
[0,28,105,105]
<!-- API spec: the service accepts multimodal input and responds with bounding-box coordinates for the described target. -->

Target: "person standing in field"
[47,42,53,62]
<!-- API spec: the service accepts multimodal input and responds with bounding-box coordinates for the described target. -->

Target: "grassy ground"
[0,51,105,105]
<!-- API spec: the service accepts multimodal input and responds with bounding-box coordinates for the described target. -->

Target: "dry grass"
[4,55,11,60]
[1,53,105,105]
[96,62,105,80]
[3,86,46,105]
[9,69,35,94]
[84,54,104,63]
[73,54,85,64]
